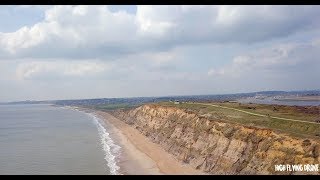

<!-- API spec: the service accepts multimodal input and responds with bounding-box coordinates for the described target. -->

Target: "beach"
[95,111,205,175]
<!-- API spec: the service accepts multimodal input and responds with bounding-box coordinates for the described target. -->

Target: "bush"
[302,139,311,147]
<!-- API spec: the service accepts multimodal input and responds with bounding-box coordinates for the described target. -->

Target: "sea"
[0,104,121,175]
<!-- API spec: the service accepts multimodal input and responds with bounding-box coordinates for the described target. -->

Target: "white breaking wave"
[62,106,122,175]
[89,113,122,175]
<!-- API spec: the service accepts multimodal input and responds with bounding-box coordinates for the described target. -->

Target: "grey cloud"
[208,39,320,91]
[0,5,320,60]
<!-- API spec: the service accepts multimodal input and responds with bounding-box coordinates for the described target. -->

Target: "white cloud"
[0,5,319,60]
[16,5,51,10]
[12,50,184,81]
[208,39,320,79]
[207,69,225,76]
[0,6,320,101]
[136,6,174,36]
[16,60,111,80]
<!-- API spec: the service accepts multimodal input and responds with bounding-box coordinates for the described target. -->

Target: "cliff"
[110,104,320,175]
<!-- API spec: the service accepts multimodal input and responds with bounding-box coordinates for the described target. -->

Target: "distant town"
[2,90,319,107]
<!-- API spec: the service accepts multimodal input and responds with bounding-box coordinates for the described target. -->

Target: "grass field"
[156,101,320,139]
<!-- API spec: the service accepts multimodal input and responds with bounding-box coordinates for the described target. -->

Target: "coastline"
[94,110,205,175]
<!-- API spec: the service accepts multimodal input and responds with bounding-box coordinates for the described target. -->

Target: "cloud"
[208,38,320,80]
[16,60,111,80]
[0,5,319,60]
[136,5,320,45]
[12,49,184,81]
[0,6,138,59]
[207,69,225,76]
[1,5,320,101]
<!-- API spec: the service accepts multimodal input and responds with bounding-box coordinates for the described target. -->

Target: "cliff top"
[144,101,320,140]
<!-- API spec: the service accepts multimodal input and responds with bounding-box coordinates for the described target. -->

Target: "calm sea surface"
[0,104,120,175]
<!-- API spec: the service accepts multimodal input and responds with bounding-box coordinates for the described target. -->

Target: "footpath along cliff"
[109,104,320,175]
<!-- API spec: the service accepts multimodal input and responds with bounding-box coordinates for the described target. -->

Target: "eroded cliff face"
[110,105,320,175]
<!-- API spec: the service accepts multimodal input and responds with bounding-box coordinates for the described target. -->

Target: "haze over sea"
[0,104,120,175]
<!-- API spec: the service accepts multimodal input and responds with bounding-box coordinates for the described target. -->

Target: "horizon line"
[2,89,319,104]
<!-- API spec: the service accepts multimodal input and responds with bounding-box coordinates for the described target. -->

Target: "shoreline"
[94,110,205,175]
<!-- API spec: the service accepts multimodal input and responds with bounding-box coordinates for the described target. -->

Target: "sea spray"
[90,114,122,175]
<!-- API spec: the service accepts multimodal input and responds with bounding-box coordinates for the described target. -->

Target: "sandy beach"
[95,111,205,175]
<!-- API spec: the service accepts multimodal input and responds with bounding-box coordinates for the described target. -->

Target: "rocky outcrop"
[110,104,320,175]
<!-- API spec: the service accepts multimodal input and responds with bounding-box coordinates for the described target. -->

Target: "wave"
[62,106,122,175]
[89,113,122,175]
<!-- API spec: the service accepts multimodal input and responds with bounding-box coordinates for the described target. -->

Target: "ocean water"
[0,104,121,175]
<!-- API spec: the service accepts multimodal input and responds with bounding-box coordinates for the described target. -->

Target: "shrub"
[302,139,311,147]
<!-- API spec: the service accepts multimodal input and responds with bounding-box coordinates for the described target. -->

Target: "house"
[174,100,180,104]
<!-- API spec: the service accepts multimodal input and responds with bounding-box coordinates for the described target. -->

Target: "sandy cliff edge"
[108,105,320,175]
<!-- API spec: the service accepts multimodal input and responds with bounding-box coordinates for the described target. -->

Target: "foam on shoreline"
[90,114,121,175]
[64,106,122,175]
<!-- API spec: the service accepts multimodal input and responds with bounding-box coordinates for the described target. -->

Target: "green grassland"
[156,101,320,139]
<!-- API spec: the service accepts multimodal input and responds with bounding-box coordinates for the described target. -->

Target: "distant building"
[174,100,180,104]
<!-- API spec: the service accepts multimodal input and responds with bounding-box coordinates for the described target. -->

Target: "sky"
[0,5,320,101]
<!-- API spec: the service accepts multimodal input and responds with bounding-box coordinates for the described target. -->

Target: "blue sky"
[0,5,319,101]
[0,6,44,32]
